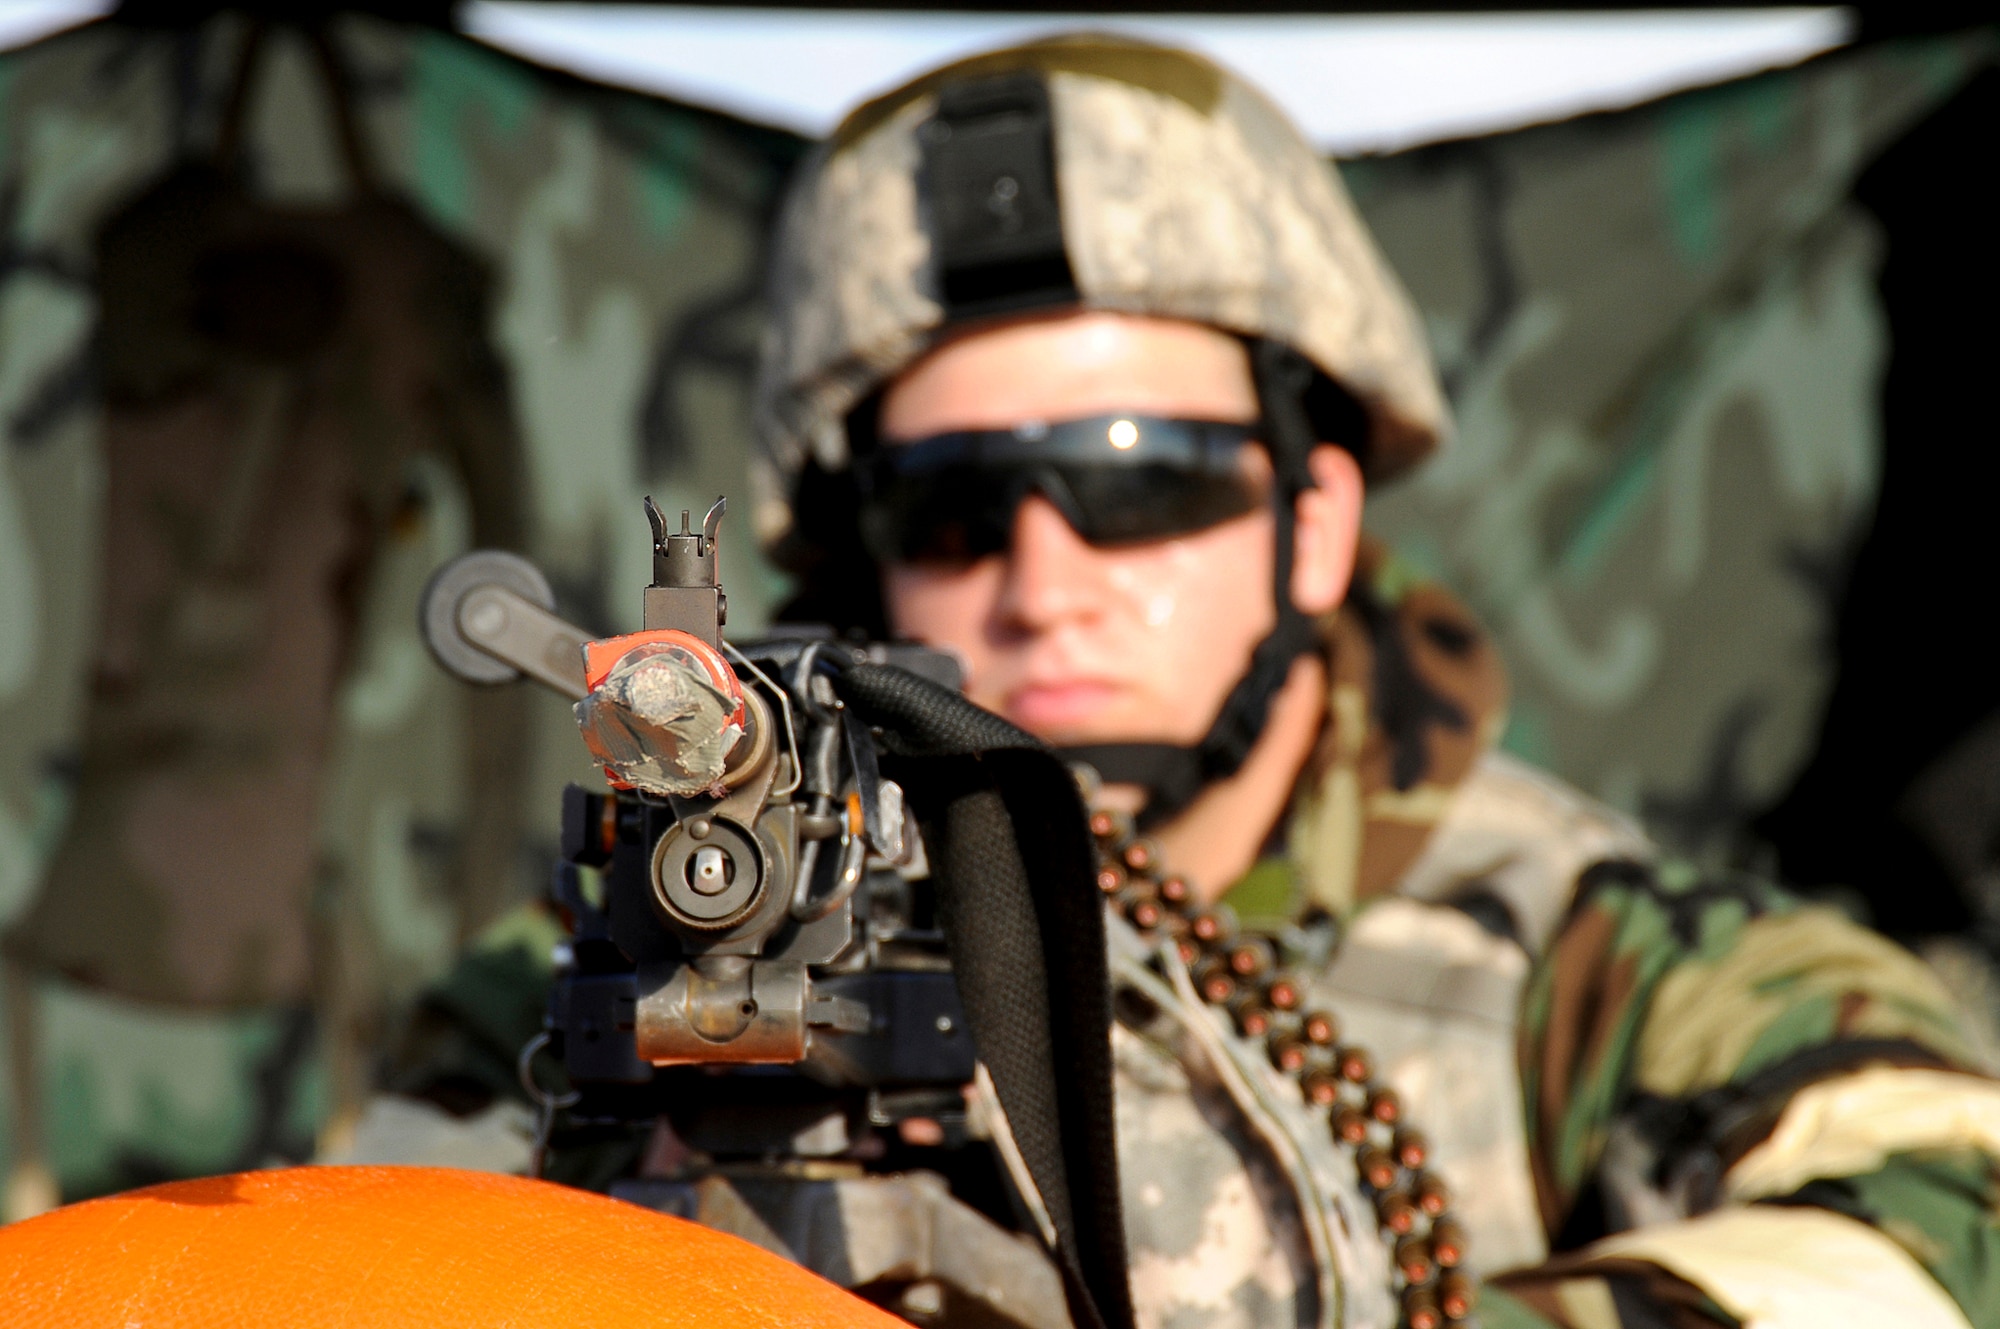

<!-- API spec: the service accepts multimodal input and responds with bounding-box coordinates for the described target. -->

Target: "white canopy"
[462,5,1852,154]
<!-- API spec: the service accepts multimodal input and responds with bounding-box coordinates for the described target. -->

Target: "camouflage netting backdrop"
[1349,36,1990,868]
[0,12,803,1204]
[0,14,1987,1204]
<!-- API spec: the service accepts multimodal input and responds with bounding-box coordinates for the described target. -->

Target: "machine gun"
[420,498,1101,1329]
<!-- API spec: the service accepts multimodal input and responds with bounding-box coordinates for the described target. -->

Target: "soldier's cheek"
[880,557,1006,704]
[1113,514,1277,642]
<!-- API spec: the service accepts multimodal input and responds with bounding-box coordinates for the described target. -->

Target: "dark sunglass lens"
[858,419,1267,561]
[1062,465,1266,545]
[862,469,1017,564]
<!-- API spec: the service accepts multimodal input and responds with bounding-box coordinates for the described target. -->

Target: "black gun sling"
[831,662,1134,1329]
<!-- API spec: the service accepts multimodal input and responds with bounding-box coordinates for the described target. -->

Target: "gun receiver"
[420,499,969,1087]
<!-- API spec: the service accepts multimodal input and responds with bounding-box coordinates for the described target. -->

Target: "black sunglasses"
[853,414,1267,564]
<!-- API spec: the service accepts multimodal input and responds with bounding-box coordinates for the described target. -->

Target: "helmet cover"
[754,33,1450,549]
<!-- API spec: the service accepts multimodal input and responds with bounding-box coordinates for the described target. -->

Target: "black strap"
[1059,743,1205,816]
[831,661,1133,1329]
[1057,341,1325,827]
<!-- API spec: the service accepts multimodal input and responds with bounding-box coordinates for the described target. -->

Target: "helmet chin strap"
[1057,341,1326,828]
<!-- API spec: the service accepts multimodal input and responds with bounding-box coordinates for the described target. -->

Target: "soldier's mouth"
[1004,679,1122,732]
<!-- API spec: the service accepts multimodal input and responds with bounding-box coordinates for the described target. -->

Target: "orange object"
[0,1165,901,1328]
[583,629,740,703]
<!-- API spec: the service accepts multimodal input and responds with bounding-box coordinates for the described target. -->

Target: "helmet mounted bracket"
[919,70,1080,322]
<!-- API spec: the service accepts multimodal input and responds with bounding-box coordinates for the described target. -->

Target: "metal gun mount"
[419,497,964,1082]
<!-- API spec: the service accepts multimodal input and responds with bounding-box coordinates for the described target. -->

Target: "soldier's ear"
[1290,444,1363,614]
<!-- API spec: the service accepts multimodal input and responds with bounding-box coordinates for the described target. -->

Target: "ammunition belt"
[1092,811,1475,1329]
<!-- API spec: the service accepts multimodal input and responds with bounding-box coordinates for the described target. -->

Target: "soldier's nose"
[996,494,1099,630]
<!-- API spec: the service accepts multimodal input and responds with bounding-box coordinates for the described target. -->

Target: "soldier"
[750,34,2000,1329]
[378,33,2000,1329]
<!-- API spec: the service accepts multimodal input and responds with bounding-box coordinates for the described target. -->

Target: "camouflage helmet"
[752,32,1450,549]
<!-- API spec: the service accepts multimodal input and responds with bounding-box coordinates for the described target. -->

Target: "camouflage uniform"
[1237,543,2000,1328]
[1106,916,1399,1329]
